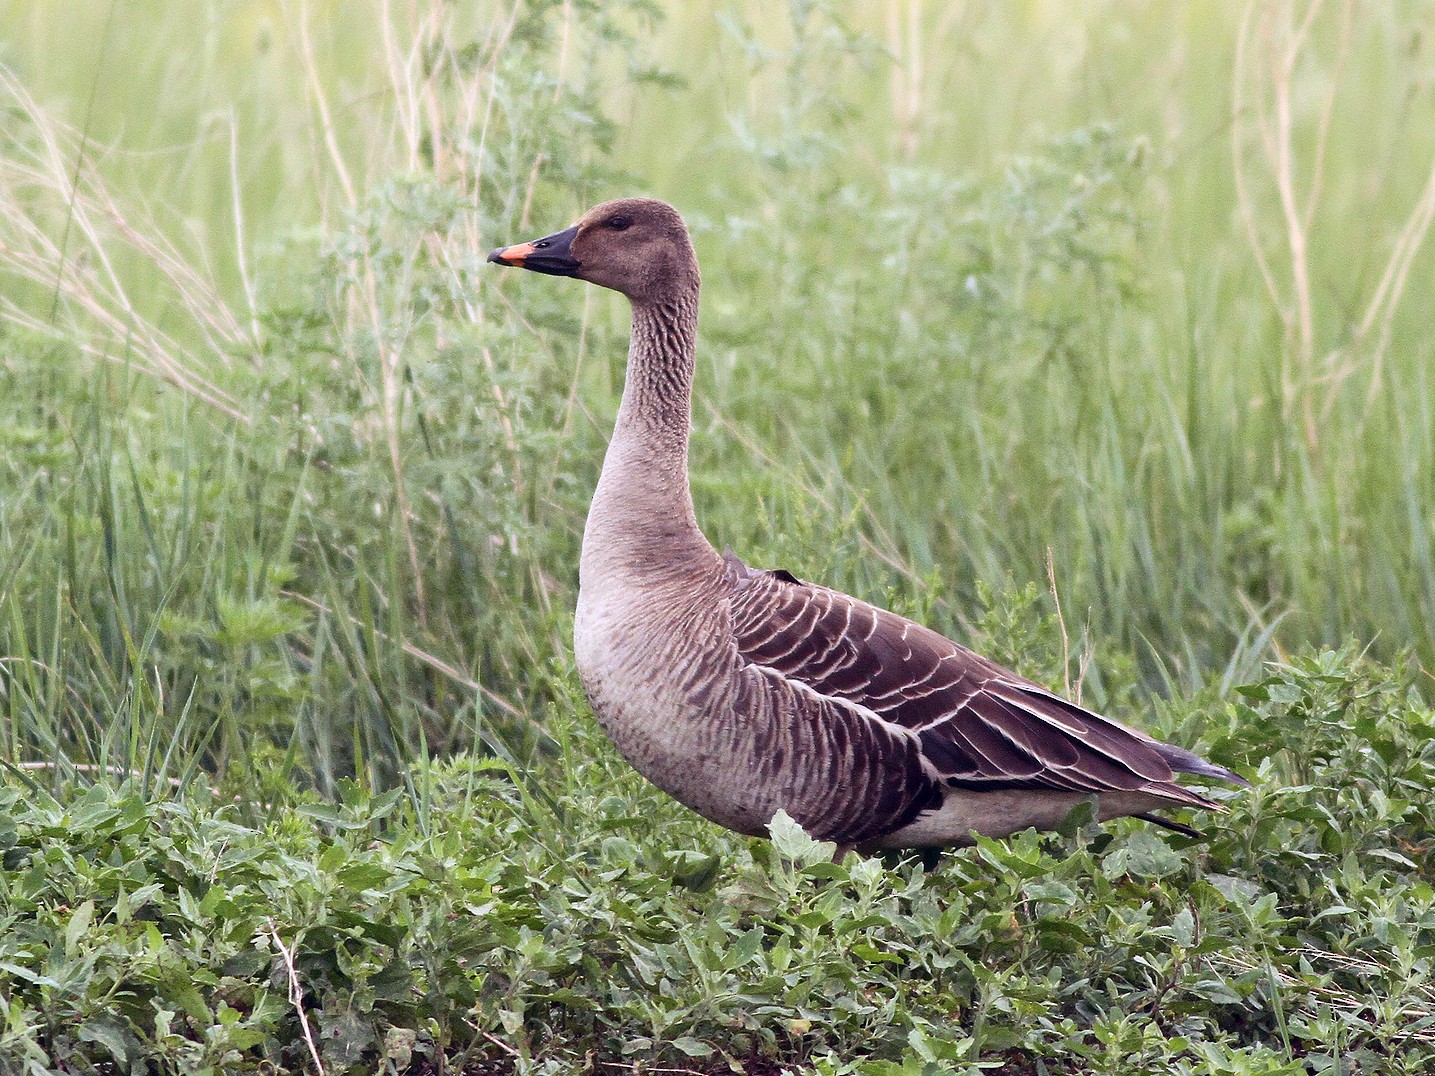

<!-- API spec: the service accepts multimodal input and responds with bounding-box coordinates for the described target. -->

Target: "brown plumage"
[489,197,1247,854]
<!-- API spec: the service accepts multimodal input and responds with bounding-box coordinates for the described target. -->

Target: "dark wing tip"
[1153,741,1252,788]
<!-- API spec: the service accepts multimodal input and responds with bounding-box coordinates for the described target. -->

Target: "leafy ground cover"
[1,0,1434,1071]
[1,647,1434,1073]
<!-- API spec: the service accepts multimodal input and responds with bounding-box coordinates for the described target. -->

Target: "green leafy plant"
[1,0,1434,1071]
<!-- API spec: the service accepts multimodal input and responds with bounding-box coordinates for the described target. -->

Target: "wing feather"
[725,555,1234,808]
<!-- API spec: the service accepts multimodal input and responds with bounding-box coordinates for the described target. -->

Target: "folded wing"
[725,553,1239,810]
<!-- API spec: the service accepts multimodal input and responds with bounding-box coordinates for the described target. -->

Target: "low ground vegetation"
[1,1,1433,1072]
[2,647,1434,1073]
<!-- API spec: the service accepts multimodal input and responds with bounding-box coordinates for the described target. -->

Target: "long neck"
[580,292,719,589]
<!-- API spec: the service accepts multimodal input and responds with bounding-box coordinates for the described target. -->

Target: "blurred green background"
[0,0,1432,793]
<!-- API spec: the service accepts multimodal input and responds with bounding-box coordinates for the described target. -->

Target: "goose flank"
[489,197,1248,855]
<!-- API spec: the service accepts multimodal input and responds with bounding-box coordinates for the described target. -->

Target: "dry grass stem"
[280,589,521,718]
[1045,547,1076,703]
[0,69,253,422]
[1353,155,1435,404]
[1211,949,1435,1049]
[228,111,262,345]
[1232,2,1286,352]
[294,0,357,214]
[266,918,327,1075]
[1234,0,1435,434]
[10,760,185,789]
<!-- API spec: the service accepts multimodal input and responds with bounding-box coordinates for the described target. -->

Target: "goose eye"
[605,215,632,231]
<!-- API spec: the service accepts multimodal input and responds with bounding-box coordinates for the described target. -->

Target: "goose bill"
[487,224,581,276]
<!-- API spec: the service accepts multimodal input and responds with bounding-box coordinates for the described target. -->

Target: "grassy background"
[1,0,1432,785]
[1,1,1434,1072]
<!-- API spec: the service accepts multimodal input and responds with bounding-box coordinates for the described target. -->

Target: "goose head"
[488,197,698,303]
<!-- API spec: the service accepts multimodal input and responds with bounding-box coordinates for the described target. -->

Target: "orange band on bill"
[490,241,537,265]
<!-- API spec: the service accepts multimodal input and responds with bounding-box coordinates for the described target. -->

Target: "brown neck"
[580,289,717,588]
[620,294,699,451]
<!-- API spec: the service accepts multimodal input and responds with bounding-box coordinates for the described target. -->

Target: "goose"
[489,197,1246,856]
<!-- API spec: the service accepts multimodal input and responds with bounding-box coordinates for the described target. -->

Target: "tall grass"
[4,4,1435,1071]
[0,0,1432,794]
